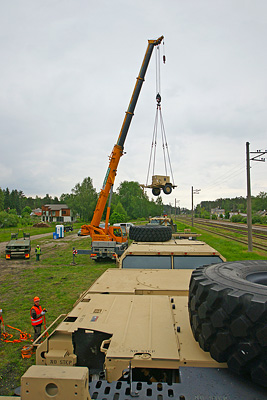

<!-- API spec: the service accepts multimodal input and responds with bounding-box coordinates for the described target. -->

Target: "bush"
[110,211,127,225]
[230,214,245,223]
[201,211,210,219]
[0,211,19,228]
[252,215,262,224]
[21,216,32,226]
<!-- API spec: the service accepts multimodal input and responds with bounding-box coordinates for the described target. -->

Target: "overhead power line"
[201,162,246,193]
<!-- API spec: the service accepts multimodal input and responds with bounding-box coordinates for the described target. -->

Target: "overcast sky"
[1,1,266,210]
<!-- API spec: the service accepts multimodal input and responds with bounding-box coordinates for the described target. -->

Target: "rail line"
[176,217,267,252]
[192,219,267,240]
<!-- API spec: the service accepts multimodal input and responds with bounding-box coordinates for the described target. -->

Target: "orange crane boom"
[81,36,164,245]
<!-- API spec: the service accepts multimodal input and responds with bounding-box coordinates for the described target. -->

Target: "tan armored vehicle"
[15,225,267,400]
[118,227,222,270]
[147,215,177,232]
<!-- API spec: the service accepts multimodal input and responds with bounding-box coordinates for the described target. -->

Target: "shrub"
[231,214,245,223]
[0,211,19,227]
[252,215,262,224]
[110,211,127,225]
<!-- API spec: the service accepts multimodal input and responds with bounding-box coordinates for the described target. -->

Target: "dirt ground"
[0,232,87,282]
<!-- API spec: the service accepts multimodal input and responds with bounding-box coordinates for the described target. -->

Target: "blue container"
[53,232,59,240]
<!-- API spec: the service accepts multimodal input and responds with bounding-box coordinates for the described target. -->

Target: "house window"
[62,210,66,215]
[52,211,56,216]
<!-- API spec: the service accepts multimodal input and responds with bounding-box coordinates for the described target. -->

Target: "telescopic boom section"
[82,36,164,236]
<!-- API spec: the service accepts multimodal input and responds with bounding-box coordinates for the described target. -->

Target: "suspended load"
[141,43,176,196]
[144,174,176,196]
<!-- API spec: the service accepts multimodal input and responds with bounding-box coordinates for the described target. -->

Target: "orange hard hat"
[34,296,40,302]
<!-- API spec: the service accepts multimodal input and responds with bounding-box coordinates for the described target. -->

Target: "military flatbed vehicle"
[5,232,31,260]
[6,226,265,400]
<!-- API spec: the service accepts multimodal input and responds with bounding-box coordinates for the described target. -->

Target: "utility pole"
[191,186,201,227]
[246,142,252,252]
[175,199,180,221]
[246,142,266,252]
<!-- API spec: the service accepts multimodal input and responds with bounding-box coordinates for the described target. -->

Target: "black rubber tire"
[152,187,161,196]
[129,225,172,242]
[163,183,172,195]
[188,260,267,387]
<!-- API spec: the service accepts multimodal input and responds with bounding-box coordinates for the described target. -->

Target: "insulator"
[163,55,166,64]
[156,93,161,104]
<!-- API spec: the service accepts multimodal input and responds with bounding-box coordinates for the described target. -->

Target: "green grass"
[0,226,54,242]
[175,220,267,261]
[0,222,83,243]
[0,233,115,395]
[1,221,266,395]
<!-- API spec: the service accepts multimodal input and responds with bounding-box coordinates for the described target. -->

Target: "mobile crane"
[79,36,164,260]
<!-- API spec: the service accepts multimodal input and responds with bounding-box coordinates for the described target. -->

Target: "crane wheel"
[163,184,172,195]
[129,225,172,242]
[188,260,267,388]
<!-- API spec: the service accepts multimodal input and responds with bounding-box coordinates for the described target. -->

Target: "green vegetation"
[0,180,165,228]
[196,191,267,224]
[0,233,115,395]
[2,183,267,229]
[175,220,267,261]
[0,222,266,395]
[60,177,98,222]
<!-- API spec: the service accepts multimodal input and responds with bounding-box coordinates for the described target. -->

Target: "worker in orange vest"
[0,309,6,338]
[30,297,47,342]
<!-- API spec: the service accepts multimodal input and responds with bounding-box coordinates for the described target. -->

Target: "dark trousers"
[36,254,40,261]
[33,324,42,342]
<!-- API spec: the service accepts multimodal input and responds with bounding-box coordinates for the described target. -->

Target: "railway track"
[192,219,267,240]
[176,217,267,252]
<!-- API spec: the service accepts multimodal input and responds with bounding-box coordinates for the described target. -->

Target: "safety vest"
[35,247,41,255]
[30,305,43,326]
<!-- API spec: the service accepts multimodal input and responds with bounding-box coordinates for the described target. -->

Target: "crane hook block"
[156,93,161,105]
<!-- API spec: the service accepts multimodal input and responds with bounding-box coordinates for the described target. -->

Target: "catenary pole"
[246,142,253,252]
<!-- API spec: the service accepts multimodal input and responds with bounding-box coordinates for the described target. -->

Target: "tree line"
[195,192,267,223]
[1,182,266,228]
[60,178,165,223]
[0,178,165,226]
[196,192,267,214]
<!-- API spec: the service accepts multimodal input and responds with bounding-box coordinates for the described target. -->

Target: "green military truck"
[64,223,74,232]
[5,232,31,260]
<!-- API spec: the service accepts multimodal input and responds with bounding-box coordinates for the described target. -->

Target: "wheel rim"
[164,185,172,194]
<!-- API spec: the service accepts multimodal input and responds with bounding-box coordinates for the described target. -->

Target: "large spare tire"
[189,260,267,387]
[129,225,172,242]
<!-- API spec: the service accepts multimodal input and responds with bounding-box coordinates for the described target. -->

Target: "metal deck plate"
[89,367,267,399]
